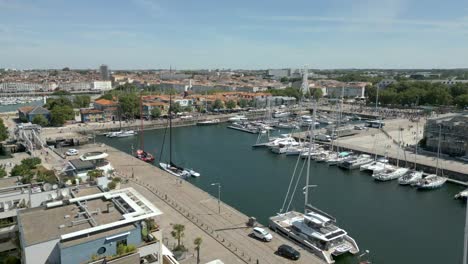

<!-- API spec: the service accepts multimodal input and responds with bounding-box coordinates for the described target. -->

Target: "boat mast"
[305,101,316,211]
[140,91,144,150]
[436,124,441,176]
[414,121,419,170]
[169,93,173,165]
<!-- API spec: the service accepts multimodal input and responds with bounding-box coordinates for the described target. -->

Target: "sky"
[1,0,468,70]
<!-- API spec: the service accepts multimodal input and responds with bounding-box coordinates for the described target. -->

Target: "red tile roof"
[94,99,117,106]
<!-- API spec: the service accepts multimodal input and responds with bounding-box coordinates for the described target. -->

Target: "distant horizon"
[1,0,468,69]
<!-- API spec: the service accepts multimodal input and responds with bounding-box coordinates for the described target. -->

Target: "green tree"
[0,165,6,178]
[50,105,74,126]
[238,99,248,108]
[171,224,185,250]
[32,115,49,127]
[98,93,114,100]
[151,107,161,118]
[226,100,236,110]
[194,237,203,264]
[73,95,91,108]
[212,99,224,110]
[269,87,302,100]
[107,181,117,190]
[183,106,193,112]
[280,77,289,83]
[118,93,139,119]
[169,102,182,114]
[454,94,468,109]
[0,118,8,141]
[21,157,41,169]
[87,169,103,181]
[310,88,323,99]
[11,164,31,177]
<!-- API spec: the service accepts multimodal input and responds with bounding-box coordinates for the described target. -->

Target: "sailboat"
[159,94,197,178]
[372,128,407,181]
[399,121,423,185]
[269,101,360,264]
[135,92,154,163]
[414,124,446,190]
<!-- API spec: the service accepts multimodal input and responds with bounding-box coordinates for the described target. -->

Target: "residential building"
[266,69,290,79]
[326,82,369,98]
[59,82,92,91]
[17,187,176,264]
[100,65,110,81]
[142,102,169,117]
[0,177,71,256]
[63,151,114,182]
[18,106,51,123]
[423,113,468,157]
[92,81,112,91]
[0,83,44,94]
[80,109,105,123]
[430,79,468,85]
[93,99,119,121]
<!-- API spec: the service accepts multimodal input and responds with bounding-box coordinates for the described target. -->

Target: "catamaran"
[269,101,360,264]
[159,94,195,178]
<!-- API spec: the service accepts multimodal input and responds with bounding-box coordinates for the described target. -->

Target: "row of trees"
[0,118,8,141]
[30,95,91,127]
[366,81,468,108]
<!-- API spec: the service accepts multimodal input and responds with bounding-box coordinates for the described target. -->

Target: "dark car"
[277,244,300,260]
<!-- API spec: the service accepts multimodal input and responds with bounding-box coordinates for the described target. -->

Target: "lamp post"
[211,183,221,214]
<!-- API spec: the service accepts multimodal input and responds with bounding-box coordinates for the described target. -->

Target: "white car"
[252,227,273,242]
[66,149,79,156]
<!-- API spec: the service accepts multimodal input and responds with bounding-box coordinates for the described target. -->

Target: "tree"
[0,118,8,141]
[454,94,468,109]
[151,107,161,118]
[98,93,114,100]
[0,165,6,178]
[32,115,49,127]
[107,181,117,190]
[280,77,289,83]
[226,100,236,110]
[169,102,182,114]
[21,157,41,169]
[171,224,185,250]
[87,169,103,181]
[212,99,224,110]
[74,95,91,108]
[194,237,203,264]
[50,105,74,126]
[269,87,302,100]
[310,88,323,99]
[183,106,193,112]
[118,93,139,119]
[238,99,248,108]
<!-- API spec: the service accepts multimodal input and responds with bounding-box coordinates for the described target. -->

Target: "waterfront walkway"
[81,144,325,264]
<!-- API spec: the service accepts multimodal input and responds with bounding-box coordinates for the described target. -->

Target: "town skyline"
[1,0,468,69]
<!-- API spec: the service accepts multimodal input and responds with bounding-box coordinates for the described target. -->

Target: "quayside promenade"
[50,144,325,264]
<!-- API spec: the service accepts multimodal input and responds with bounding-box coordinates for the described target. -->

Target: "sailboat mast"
[169,93,173,164]
[414,121,419,169]
[436,124,441,176]
[305,101,316,211]
[140,92,144,149]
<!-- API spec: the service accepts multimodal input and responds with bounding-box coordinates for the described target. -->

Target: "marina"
[97,124,468,264]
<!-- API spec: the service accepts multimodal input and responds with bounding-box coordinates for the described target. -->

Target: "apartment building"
[17,187,176,264]
[423,113,468,157]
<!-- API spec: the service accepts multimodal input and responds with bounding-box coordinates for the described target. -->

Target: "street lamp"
[211,183,221,214]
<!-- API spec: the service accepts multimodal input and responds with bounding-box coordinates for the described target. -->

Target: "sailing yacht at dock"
[159,94,199,178]
[269,101,359,264]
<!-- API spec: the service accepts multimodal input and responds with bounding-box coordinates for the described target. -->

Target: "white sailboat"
[399,121,423,185]
[159,94,196,178]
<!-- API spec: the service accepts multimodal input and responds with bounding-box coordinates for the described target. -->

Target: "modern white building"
[0,83,44,93]
[18,187,177,264]
[92,81,112,91]
[59,82,92,91]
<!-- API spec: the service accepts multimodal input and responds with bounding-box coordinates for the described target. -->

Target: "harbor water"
[98,124,466,264]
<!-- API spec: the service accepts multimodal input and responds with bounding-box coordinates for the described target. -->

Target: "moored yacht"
[373,167,409,181]
[273,111,290,118]
[414,174,447,190]
[196,119,220,126]
[326,152,352,166]
[228,115,248,122]
[360,158,389,173]
[107,130,137,138]
[338,154,373,170]
[398,170,423,185]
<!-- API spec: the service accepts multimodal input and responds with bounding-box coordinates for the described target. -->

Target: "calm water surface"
[98,124,466,264]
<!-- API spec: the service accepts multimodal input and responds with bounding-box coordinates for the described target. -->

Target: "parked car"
[277,244,301,260]
[354,125,364,130]
[252,227,272,242]
[65,149,79,156]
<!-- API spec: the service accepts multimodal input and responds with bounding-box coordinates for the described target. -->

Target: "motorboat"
[265,135,297,148]
[398,170,423,185]
[413,175,447,190]
[326,152,352,166]
[135,149,155,163]
[338,154,373,170]
[275,122,300,129]
[227,122,263,134]
[228,115,248,122]
[80,151,109,161]
[360,158,391,173]
[107,130,137,138]
[197,119,220,126]
[454,188,468,200]
[270,142,301,154]
[373,167,409,181]
[273,111,290,118]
